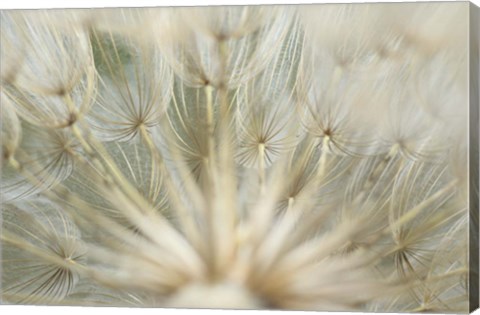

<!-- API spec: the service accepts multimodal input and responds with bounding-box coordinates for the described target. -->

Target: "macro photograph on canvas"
[0,1,479,313]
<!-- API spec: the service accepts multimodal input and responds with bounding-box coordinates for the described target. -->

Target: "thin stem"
[203,83,218,278]
[138,124,203,253]
[316,136,330,179]
[258,142,266,194]
[70,124,93,155]
[205,84,215,159]
[287,197,295,212]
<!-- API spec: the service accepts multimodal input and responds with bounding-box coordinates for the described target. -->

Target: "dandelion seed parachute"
[375,88,449,161]
[235,17,303,170]
[1,201,85,304]
[296,57,382,158]
[151,6,295,88]
[1,122,79,202]
[1,10,95,128]
[163,79,219,187]
[87,18,173,142]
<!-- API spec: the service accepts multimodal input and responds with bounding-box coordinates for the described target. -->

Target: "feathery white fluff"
[0,3,474,313]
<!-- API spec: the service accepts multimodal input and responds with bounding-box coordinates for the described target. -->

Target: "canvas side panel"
[470,2,480,313]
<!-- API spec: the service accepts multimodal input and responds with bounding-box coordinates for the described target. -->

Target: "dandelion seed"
[87,22,173,142]
[1,201,86,304]
[152,6,294,89]
[2,10,95,128]
[235,95,299,169]
[235,19,303,171]
[375,88,448,161]
[1,122,79,201]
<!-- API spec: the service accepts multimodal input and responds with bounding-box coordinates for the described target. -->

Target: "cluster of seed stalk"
[0,3,475,313]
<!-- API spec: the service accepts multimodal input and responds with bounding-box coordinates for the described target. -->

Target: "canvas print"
[0,2,479,313]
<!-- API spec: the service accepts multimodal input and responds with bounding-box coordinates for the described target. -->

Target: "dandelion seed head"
[0,3,473,313]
